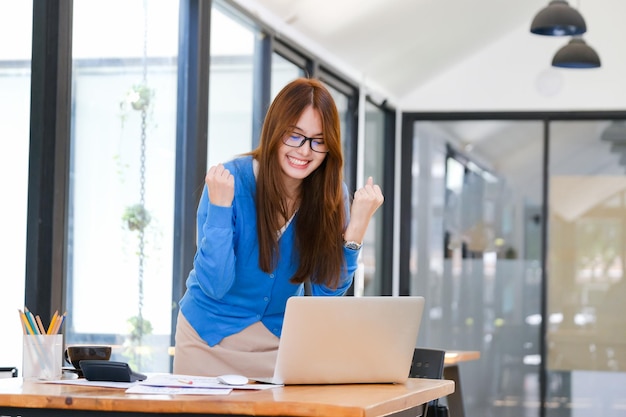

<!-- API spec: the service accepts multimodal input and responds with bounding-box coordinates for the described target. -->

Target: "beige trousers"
[173,311,279,378]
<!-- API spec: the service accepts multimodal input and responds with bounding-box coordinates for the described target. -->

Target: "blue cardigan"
[179,156,357,346]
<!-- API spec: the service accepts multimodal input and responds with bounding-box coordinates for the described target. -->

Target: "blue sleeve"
[192,185,237,299]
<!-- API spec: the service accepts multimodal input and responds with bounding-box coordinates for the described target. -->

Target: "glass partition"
[547,120,626,417]
[410,120,544,417]
[0,0,32,370]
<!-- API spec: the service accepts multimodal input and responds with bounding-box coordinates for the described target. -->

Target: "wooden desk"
[444,350,480,366]
[444,350,480,417]
[0,377,454,417]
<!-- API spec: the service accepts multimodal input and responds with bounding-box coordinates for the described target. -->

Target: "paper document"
[43,373,282,393]
[139,374,283,390]
[126,385,232,395]
[43,379,136,389]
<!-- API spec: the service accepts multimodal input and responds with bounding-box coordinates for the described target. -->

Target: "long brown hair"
[249,77,345,289]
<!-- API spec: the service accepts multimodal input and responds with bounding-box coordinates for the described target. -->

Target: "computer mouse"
[217,374,249,386]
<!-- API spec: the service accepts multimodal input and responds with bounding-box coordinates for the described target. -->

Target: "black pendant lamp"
[530,0,586,36]
[601,121,626,143]
[552,37,601,68]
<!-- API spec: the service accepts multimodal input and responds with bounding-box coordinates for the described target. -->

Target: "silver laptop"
[255,295,424,385]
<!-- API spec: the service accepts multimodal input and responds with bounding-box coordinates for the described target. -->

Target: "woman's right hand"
[206,164,235,207]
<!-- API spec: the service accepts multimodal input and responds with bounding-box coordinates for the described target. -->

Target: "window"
[360,101,387,295]
[323,82,354,186]
[208,5,257,167]
[66,0,179,372]
[271,52,305,99]
[0,0,32,369]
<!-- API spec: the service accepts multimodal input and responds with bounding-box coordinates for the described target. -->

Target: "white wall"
[400,21,626,112]
[397,0,626,111]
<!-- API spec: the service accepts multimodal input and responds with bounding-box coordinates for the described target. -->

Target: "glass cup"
[22,334,63,380]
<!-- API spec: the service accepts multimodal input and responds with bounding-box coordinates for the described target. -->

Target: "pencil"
[19,309,36,335]
[17,310,28,335]
[51,312,67,335]
[35,315,46,335]
[47,311,59,335]
[24,307,41,335]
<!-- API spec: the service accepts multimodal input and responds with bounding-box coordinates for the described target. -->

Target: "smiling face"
[277,105,327,190]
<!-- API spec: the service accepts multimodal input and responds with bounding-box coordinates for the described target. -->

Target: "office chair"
[409,348,449,417]
[0,367,18,378]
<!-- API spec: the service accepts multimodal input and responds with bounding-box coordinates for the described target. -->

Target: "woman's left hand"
[344,177,384,244]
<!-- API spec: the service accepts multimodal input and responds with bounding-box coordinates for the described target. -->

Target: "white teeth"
[288,156,308,166]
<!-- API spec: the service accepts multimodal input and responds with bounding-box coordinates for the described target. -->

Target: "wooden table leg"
[443,364,465,417]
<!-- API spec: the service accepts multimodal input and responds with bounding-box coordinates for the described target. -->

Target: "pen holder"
[22,334,63,381]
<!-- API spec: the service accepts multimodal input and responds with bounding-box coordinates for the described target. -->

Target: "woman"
[174,77,384,377]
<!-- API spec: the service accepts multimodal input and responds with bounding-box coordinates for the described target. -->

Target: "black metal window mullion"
[380,105,396,295]
[538,118,550,417]
[398,115,415,296]
[25,0,73,326]
[273,39,309,73]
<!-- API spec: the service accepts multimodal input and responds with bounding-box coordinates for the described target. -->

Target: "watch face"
[344,241,362,250]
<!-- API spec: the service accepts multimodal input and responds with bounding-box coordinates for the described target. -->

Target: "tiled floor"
[464,369,626,417]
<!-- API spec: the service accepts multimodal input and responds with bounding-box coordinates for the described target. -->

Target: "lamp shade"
[530,0,586,36]
[552,38,601,68]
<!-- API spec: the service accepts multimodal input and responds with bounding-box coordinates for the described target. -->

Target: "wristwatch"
[343,240,362,250]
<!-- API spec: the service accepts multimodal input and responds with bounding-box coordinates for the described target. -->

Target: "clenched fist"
[343,176,384,244]
[206,164,235,207]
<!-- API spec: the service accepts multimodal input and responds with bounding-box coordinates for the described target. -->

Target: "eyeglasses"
[282,132,329,153]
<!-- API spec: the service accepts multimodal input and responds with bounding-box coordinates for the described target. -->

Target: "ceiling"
[236,0,567,100]
[233,0,626,213]
[258,0,544,96]
[234,0,626,111]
